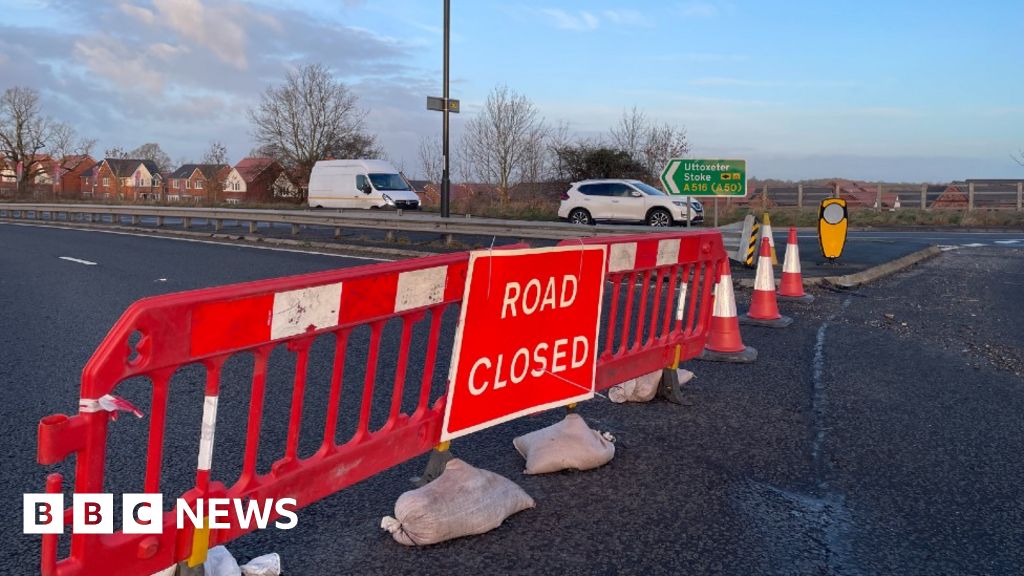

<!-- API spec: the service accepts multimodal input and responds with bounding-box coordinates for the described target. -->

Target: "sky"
[1,0,1022,182]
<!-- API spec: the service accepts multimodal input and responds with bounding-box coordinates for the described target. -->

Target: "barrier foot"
[698,346,758,363]
[657,368,692,406]
[174,561,204,575]
[778,293,815,303]
[412,442,453,487]
[738,314,793,328]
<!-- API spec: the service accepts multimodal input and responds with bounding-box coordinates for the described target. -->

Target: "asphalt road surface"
[2,222,1023,575]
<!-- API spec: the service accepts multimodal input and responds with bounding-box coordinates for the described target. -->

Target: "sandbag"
[241,553,281,576]
[513,413,614,474]
[608,369,695,403]
[203,546,241,576]
[608,369,662,403]
[381,459,535,546]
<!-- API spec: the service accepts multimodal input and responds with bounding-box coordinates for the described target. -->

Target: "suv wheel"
[569,208,593,225]
[646,208,672,227]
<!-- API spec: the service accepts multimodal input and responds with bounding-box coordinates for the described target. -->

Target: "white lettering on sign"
[501,274,578,319]
[467,335,590,396]
[683,162,732,171]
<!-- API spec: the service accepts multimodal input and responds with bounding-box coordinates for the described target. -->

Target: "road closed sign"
[441,245,608,441]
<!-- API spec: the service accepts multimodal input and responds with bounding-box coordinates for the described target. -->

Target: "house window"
[103,177,110,187]
[186,180,191,189]
[195,180,203,190]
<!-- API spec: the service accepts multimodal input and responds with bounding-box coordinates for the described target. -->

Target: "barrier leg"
[413,441,453,487]
[658,346,692,405]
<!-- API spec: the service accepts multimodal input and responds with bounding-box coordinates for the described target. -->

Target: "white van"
[307,159,421,210]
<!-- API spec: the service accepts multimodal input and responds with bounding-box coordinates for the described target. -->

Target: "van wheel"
[569,208,593,225]
[646,208,672,227]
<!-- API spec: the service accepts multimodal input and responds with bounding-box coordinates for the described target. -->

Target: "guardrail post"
[968,182,975,211]
[1017,181,1022,212]
[183,217,191,229]
[385,230,396,242]
[249,220,257,234]
[334,226,342,239]
[130,215,139,226]
[797,183,803,208]
[876,184,882,211]
[921,184,928,210]
[291,223,300,235]
[156,215,164,227]
[214,219,223,232]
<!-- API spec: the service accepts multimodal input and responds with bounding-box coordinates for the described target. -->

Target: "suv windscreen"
[631,181,667,196]
[369,173,412,191]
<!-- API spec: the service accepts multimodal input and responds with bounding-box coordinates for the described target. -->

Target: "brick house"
[81,158,163,201]
[166,164,231,203]
[53,155,95,198]
[233,157,298,203]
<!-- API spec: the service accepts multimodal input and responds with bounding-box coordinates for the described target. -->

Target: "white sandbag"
[203,546,241,576]
[608,369,662,403]
[241,553,281,576]
[381,459,535,546]
[513,413,615,474]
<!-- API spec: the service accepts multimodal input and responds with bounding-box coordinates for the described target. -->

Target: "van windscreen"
[369,173,412,191]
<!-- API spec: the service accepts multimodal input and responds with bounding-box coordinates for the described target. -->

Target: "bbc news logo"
[24,494,298,534]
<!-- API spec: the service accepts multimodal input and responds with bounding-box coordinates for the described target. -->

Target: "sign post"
[441,245,607,441]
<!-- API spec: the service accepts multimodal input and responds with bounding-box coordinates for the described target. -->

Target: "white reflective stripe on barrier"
[656,238,681,266]
[198,395,219,471]
[608,243,638,273]
[395,266,447,312]
[270,283,344,340]
[675,281,689,321]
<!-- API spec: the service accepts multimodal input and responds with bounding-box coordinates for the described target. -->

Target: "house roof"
[103,158,161,178]
[168,163,230,180]
[234,157,279,183]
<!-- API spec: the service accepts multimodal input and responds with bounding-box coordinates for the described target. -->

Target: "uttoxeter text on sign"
[682,162,734,172]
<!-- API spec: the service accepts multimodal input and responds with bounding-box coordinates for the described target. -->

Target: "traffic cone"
[778,227,814,303]
[698,259,757,363]
[762,212,778,265]
[740,238,793,328]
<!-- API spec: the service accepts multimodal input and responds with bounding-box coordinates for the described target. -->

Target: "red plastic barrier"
[36,251,472,576]
[35,231,725,575]
[560,230,726,390]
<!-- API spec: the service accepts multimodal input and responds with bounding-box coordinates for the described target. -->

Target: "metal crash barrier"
[35,230,725,576]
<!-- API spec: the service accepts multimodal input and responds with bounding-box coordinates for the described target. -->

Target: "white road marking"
[2,222,392,262]
[994,240,1021,245]
[962,243,987,248]
[59,256,98,266]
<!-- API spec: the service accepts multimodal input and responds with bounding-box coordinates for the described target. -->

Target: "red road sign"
[441,245,608,441]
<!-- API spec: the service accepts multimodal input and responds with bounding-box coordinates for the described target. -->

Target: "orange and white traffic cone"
[778,227,814,303]
[699,259,757,363]
[740,237,793,328]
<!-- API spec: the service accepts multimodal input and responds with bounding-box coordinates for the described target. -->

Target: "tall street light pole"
[441,0,451,218]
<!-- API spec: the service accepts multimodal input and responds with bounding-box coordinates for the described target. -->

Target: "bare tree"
[104,146,130,159]
[461,84,548,203]
[202,140,229,165]
[249,63,380,201]
[417,135,442,185]
[0,87,95,198]
[129,143,172,174]
[608,106,690,182]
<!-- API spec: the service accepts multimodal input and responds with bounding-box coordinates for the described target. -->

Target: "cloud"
[119,2,155,24]
[601,9,654,27]
[540,8,600,31]
[73,36,165,94]
[679,2,719,18]
[150,0,251,69]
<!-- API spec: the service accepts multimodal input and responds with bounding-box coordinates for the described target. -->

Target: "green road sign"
[660,159,747,197]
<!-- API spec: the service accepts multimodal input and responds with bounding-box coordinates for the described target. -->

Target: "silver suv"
[558,179,703,226]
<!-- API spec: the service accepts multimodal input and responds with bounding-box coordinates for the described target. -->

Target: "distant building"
[81,158,163,201]
[166,164,231,203]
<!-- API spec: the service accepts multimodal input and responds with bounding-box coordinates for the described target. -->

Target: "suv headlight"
[671,200,689,207]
